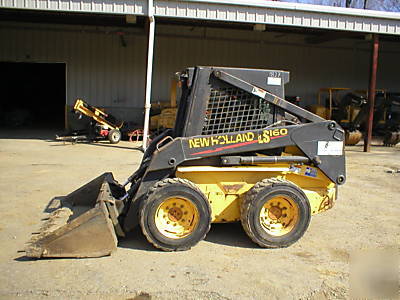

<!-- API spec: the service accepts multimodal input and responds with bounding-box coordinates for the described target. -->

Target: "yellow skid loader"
[26,67,346,258]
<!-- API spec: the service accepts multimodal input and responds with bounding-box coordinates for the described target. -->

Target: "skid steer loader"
[25,67,346,258]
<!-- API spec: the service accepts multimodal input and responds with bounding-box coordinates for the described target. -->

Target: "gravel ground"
[0,130,399,300]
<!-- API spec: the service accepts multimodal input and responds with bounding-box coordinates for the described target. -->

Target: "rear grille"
[202,87,274,135]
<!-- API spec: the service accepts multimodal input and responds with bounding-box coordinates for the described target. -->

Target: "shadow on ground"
[0,129,143,152]
[16,221,259,261]
[204,222,256,248]
[73,141,142,151]
[0,129,60,140]
[119,228,159,252]
[47,135,142,151]
[120,223,257,252]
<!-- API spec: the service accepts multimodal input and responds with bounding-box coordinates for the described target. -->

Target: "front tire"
[241,178,311,248]
[139,178,211,251]
[108,129,121,144]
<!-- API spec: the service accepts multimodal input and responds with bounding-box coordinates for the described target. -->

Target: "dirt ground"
[0,129,399,300]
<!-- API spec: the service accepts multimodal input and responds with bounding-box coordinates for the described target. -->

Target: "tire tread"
[240,177,305,248]
[140,177,211,251]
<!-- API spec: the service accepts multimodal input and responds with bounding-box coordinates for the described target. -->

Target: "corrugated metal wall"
[0,22,147,125]
[1,21,399,125]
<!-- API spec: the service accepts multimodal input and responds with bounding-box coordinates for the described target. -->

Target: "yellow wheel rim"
[154,197,199,239]
[259,195,299,237]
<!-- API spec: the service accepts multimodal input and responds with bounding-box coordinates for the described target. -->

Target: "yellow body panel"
[150,79,179,131]
[150,108,177,130]
[317,87,350,119]
[308,104,329,120]
[176,164,336,223]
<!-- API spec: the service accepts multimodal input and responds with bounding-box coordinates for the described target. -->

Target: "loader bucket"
[25,173,126,258]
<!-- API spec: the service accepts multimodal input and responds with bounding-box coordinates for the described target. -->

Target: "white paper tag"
[267,77,281,86]
[317,141,343,155]
[252,87,266,99]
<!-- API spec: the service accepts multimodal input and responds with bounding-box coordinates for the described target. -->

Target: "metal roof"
[1,0,400,35]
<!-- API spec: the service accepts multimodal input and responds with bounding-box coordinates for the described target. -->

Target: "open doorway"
[0,62,66,129]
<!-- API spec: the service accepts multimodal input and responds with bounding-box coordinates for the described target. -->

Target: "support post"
[142,0,155,151]
[364,34,379,152]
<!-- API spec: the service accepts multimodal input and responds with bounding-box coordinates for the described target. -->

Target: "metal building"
[1,0,399,143]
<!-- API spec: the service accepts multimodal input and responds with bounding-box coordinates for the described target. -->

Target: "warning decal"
[317,141,343,155]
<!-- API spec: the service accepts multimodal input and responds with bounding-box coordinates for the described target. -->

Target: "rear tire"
[108,129,121,144]
[139,178,211,251]
[241,178,311,248]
